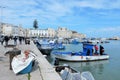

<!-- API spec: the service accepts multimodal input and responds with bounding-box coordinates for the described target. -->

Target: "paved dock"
[0,40,62,80]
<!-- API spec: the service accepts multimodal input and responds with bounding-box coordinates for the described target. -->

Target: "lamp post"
[0,6,5,35]
[0,6,5,23]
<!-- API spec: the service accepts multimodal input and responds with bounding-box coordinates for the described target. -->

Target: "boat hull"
[36,41,53,55]
[53,53,109,61]
[19,62,33,74]
[40,48,52,55]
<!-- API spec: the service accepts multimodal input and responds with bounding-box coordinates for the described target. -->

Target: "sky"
[0,0,120,38]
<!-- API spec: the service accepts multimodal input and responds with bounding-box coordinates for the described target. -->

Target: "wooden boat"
[52,43,109,61]
[11,51,35,74]
[55,64,95,80]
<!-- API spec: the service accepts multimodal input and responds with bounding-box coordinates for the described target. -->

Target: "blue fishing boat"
[52,43,65,50]
[70,38,80,44]
[35,40,53,55]
[52,43,109,61]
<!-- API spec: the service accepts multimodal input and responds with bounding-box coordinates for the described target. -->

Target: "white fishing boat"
[52,43,109,61]
[11,51,35,74]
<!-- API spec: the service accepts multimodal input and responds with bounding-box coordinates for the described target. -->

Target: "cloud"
[1,0,120,20]
[0,0,120,37]
[87,26,120,32]
[72,0,120,9]
[100,27,120,32]
[85,26,120,37]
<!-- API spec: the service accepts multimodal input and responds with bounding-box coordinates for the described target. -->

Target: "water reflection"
[47,54,109,76]
[46,41,120,80]
[62,60,108,74]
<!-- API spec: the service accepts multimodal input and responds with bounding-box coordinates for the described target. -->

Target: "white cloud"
[1,0,120,20]
[0,0,120,30]
[88,26,120,32]
[71,0,120,9]
[85,26,120,37]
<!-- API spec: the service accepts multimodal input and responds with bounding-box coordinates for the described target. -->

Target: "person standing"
[13,36,17,45]
[4,36,9,46]
[0,36,4,45]
[100,45,104,55]
[94,45,98,54]
[19,37,22,44]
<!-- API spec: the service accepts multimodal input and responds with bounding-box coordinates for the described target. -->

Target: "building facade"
[72,31,86,39]
[0,23,2,35]
[29,28,56,38]
[2,23,14,36]
[0,23,86,39]
[47,28,56,38]
[57,27,72,38]
[30,29,48,38]
[0,23,25,37]
[18,24,26,37]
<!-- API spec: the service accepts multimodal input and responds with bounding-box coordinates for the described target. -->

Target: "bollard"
[5,48,21,70]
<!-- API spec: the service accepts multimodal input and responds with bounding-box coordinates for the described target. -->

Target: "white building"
[29,29,47,38]
[0,22,87,39]
[2,23,14,36]
[29,28,56,38]
[0,23,25,37]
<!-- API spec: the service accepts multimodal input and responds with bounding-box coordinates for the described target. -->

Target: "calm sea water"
[47,40,120,80]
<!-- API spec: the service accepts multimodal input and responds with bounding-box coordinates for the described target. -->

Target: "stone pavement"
[0,40,28,80]
[0,40,62,80]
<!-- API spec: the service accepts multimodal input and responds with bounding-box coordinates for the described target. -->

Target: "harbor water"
[47,40,120,80]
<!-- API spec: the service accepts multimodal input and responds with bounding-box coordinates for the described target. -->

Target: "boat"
[55,64,95,80]
[52,43,109,61]
[35,40,53,55]
[11,51,35,74]
[70,38,80,44]
[52,43,65,50]
[82,39,99,44]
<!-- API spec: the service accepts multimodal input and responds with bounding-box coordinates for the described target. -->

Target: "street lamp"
[0,6,6,23]
[0,6,6,35]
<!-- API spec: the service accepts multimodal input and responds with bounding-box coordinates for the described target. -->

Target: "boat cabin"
[81,43,95,56]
